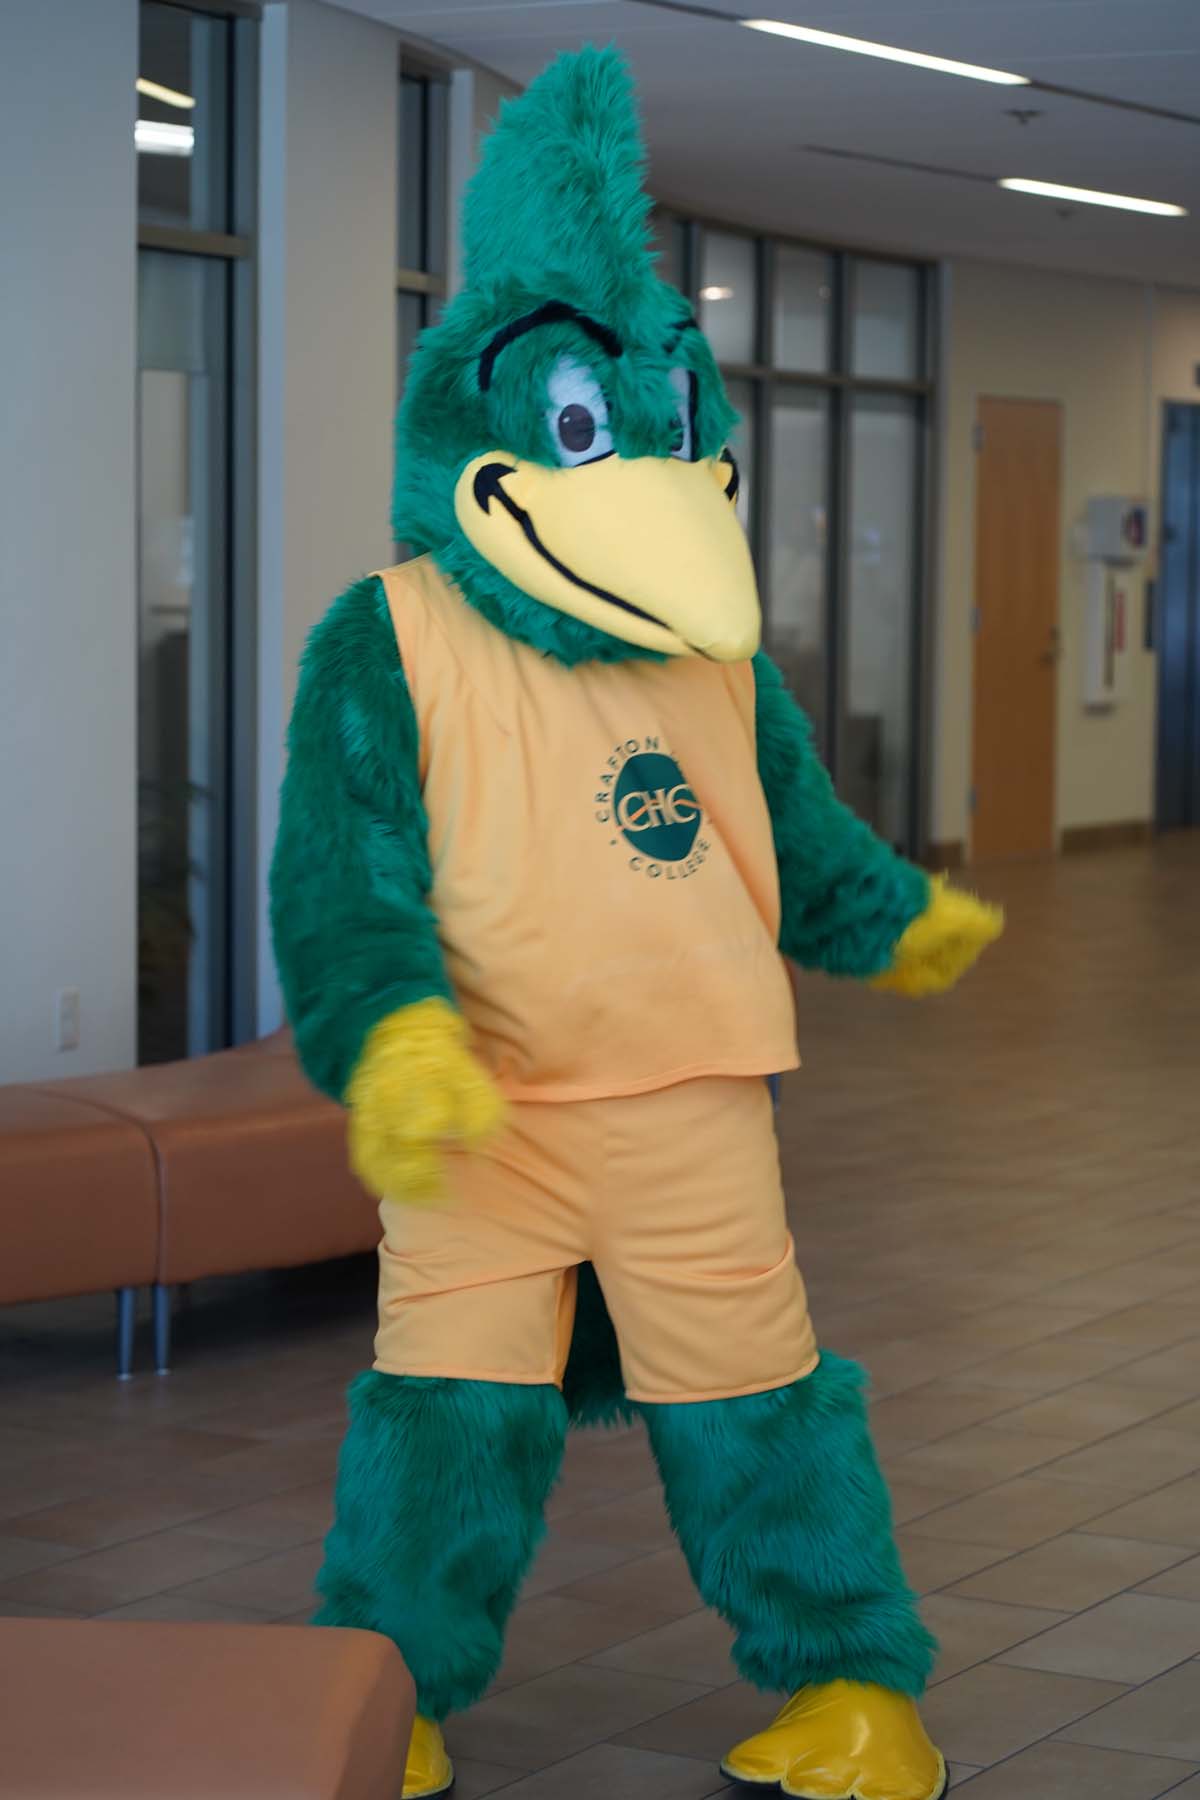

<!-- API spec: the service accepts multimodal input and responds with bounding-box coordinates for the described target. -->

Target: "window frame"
[136,0,259,1055]
[396,54,451,328]
[660,207,937,856]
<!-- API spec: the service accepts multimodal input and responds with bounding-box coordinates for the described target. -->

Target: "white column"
[0,0,138,1080]
[256,0,400,1033]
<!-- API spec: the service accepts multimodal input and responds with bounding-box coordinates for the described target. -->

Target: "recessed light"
[701,285,735,301]
[137,76,196,110]
[135,119,195,157]
[999,177,1186,217]
[741,19,1029,86]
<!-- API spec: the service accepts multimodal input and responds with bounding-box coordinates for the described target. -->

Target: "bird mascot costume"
[272,46,1001,1800]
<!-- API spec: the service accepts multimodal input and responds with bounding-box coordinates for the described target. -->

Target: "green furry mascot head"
[393,46,758,666]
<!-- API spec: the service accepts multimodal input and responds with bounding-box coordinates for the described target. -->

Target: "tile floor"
[3,840,1200,1797]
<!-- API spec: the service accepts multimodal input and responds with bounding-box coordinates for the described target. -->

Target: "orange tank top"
[377,557,799,1101]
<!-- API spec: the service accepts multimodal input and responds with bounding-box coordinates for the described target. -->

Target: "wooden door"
[971,397,1061,860]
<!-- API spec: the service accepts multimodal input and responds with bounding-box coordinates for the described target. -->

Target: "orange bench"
[0,1085,159,1376]
[0,1619,414,1799]
[2,1037,376,1376]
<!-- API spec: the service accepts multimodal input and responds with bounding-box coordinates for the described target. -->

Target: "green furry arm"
[753,650,929,978]
[270,575,453,1100]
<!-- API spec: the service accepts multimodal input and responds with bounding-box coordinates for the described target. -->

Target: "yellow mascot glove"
[871,875,1003,998]
[345,997,506,1203]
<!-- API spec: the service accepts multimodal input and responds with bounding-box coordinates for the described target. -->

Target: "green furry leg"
[315,1372,567,1719]
[563,1262,634,1431]
[642,1353,937,1696]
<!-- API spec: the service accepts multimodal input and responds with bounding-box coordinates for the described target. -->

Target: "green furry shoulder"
[269,575,452,1101]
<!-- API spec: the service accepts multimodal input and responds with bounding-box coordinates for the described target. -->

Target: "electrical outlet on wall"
[55,987,80,1053]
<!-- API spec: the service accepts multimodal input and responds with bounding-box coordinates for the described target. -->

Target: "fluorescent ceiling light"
[137,76,195,110]
[700,284,734,300]
[999,177,1186,217]
[135,119,195,157]
[741,19,1029,86]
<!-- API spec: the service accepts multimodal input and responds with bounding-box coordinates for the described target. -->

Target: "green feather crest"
[393,45,736,665]
[463,45,656,320]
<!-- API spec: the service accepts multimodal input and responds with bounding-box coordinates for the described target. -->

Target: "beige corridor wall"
[0,0,138,1081]
[935,260,1200,853]
[256,0,400,1031]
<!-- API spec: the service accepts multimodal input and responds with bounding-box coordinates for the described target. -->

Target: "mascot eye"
[557,403,596,453]
[669,366,697,462]
[545,355,613,466]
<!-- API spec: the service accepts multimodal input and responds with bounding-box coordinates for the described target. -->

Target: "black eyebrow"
[664,313,699,353]
[478,301,624,392]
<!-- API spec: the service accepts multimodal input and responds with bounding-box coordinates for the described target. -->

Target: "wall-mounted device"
[1081,497,1147,709]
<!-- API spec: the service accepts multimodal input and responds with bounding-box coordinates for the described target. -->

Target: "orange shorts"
[374,1076,818,1405]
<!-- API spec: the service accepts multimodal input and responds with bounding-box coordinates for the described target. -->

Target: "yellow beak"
[453,451,761,661]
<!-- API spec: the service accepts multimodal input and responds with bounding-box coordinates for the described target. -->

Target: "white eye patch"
[545,356,614,467]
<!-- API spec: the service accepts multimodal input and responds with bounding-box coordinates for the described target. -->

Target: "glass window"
[650,209,687,295]
[425,81,448,278]
[774,245,832,372]
[723,377,755,534]
[398,74,425,271]
[138,1,230,234]
[699,230,757,365]
[768,390,830,745]
[399,72,448,276]
[137,251,230,1063]
[397,69,450,426]
[851,259,921,382]
[397,290,426,400]
[844,395,919,843]
[626,206,931,853]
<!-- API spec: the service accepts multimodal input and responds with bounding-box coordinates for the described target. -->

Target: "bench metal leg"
[153,1282,172,1375]
[116,1287,136,1381]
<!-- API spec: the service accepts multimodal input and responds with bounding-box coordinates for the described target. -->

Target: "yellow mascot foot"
[721,1680,947,1800]
[403,1715,454,1798]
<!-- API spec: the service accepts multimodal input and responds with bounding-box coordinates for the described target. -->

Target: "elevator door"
[1157,403,1200,831]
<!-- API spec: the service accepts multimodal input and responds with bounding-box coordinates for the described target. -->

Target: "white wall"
[935,260,1200,851]
[1152,285,1200,424]
[0,0,138,1081]
[256,0,400,1031]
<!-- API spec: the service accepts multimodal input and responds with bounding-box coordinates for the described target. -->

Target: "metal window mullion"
[754,373,773,637]
[1194,406,1200,824]
[757,234,774,370]
[152,0,262,20]
[396,268,446,296]
[906,387,931,859]
[751,235,774,622]
[825,253,852,781]
[684,218,702,313]
[724,365,933,398]
[910,265,937,859]
[654,198,933,276]
[138,225,250,259]
[227,10,259,1043]
[419,75,432,274]
[190,258,231,1056]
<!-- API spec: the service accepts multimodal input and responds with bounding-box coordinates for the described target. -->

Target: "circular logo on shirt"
[593,738,711,879]
[612,753,702,861]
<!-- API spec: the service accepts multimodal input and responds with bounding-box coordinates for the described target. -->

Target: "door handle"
[1039,624,1062,665]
